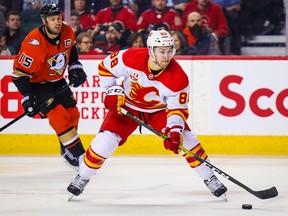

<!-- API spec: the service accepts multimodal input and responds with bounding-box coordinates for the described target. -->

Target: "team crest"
[47,50,68,76]
[129,82,160,106]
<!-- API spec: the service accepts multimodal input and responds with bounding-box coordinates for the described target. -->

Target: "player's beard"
[46,24,60,35]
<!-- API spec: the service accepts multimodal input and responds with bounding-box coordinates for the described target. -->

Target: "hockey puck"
[242,204,252,210]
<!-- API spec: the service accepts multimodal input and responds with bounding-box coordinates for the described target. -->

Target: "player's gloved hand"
[68,61,87,87]
[21,93,38,117]
[104,85,125,115]
[164,125,183,154]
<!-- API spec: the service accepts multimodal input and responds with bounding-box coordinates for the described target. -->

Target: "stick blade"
[253,186,278,199]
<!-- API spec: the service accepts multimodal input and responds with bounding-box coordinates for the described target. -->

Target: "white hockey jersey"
[98,48,190,126]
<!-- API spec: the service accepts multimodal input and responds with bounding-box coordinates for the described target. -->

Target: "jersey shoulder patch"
[22,29,45,51]
[28,38,40,46]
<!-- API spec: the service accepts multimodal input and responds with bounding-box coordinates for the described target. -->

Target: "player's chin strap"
[120,107,278,200]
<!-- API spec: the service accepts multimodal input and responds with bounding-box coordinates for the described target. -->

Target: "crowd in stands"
[0,0,286,56]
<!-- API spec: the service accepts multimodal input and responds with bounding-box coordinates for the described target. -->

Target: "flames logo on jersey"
[47,50,68,76]
[129,82,160,106]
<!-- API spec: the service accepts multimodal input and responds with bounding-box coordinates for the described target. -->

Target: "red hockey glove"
[104,85,125,115]
[164,126,183,154]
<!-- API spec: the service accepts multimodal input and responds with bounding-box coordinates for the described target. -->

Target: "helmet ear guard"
[147,30,176,58]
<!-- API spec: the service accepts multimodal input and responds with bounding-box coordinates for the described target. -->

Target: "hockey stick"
[0,113,26,133]
[0,84,69,132]
[120,107,278,200]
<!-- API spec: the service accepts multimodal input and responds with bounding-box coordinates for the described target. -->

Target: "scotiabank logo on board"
[218,75,288,117]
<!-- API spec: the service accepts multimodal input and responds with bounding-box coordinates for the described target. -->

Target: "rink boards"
[1,134,287,155]
[1,56,288,155]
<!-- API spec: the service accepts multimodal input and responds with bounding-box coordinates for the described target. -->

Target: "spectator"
[137,0,182,31]
[93,0,137,32]
[72,0,95,30]
[126,31,147,48]
[69,10,85,37]
[76,32,106,55]
[182,0,230,54]
[3,10,28,53]
[0,30,17,55]
[112,20,132,48]
[20,0,43,32]
[137,28,150,42]
[87,22,108,43]
[90,20,131,49]
[95,22,124,54]
[211,0,241,55]
[171,30,197,55]
[183,11,221,55]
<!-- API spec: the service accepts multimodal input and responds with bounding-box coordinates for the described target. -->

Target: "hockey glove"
[21,93,38,117]
[164,125,183,154]
[68,61,87,87]
[104,85,125,115]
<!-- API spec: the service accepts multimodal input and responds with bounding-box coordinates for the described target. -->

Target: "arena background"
[1,55,288,155]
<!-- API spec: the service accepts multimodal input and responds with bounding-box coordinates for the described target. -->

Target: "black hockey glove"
[21,93,38,117]
[68,61,87,87]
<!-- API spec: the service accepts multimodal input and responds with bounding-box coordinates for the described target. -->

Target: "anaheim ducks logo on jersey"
[47,50,68,76]
[28,38,40,46]
[129,82,161,106]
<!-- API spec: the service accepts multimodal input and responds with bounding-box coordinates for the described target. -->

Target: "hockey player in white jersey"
[67,30,227,198]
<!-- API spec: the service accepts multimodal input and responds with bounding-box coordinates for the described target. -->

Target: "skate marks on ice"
[0,156,287,216]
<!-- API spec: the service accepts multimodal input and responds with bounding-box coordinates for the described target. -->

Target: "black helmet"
[40,3,62,17]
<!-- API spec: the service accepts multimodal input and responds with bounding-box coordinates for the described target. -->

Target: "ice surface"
[0,156,287,216]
